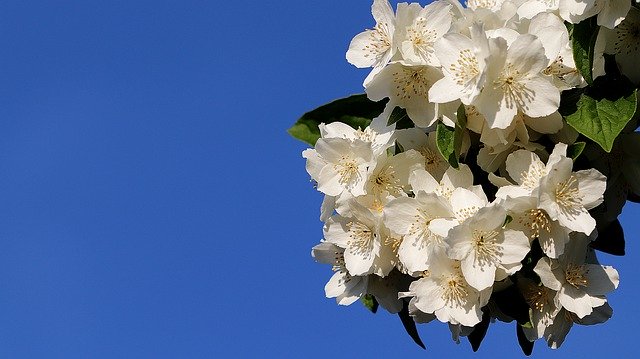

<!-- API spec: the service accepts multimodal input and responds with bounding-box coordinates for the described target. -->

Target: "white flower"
[538,150,606,235]
[395,129,450,180]
[534,234,619,319]
[543,304,613,349]
[383,191,454,274]
[468,0,507,12]
[312,241,404,313]
[312,241,367,305]
[400,256,492,327]
[409,164,478,203]
[446,205,530,290]
[449,186,490,223]
[319,112,396,158]
[346,0,396,85]
[495,146,553,198]
[517,0,594,25]
[324,200,395,277]
[395,1,453,66]
[467,106,564,149]
[526,12,584,90]
[585,0,632,29]
[602,7,640,84]
[365,150,425,199]
[476,140,545,173]
[505,195,571,258]
[366,62,445,127]
[303,137,373,197]
[474,34,560,129]
[518,276,561,342]
[429,24,490,105]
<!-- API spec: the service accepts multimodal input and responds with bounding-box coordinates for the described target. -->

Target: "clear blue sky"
[0,0,636,357]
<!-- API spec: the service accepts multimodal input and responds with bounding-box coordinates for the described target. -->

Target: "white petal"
[534,257,562,291]
[575,169,607,210]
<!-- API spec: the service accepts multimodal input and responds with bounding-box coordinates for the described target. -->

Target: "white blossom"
[534,234,619,319]
[346,0,397,85]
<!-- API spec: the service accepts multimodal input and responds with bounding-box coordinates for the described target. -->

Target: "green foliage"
[287,94,388,146]
[561,56,638,153]
[567,141,586,160]
[436,105,467,168]
[436,122,457,167]
[570,18,599,86]
[565,89,637,152]
[387,106,415,130]
[361,294,378,314]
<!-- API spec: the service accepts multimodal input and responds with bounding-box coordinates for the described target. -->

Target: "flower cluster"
[294,0,639,353]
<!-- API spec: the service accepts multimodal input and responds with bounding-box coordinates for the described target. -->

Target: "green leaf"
[288,94,388,146]
[361,294,378,314]
[565,89,637,152]
[387,106,415,130]
[571,17,599,86]
[567,141,586,160]
[436,122,457,168]
[398,301,426,350]
[435,105,467,168]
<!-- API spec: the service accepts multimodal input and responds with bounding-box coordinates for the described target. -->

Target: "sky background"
[0,0,637,357]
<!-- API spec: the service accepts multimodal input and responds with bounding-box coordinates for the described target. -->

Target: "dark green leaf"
[398,301,426,350]
[567,141,586,160]
[517,324,534,356]
[467,308,490,352]
[435,105,467,169]
[387,106,406,124]
[288,94,388,146]
[503,215,513,227]
[361,294,378,314]
[591,219,625,256]
[454,104,467,157]
[571,17,599,86]
[387,106,415,130]
[436,122,457,168]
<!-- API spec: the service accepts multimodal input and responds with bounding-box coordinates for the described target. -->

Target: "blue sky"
[0,0,637,357]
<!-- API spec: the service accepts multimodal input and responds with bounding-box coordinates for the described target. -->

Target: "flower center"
[408,18,437,57]
[472,229,500,265]
[393,67,431,100]
[523,284,552,313]
[347,221,374,256]
[554,175,582,211]
[371,164,402,195]
[384,235,403,255]
[442,266,468,305]
[519,160,546,189]
[449,49,479,85]
[519,209,552,239]
[335,156,359,185]
[565,263,589,289]
[418,146,443,173]
[494,63,533,111]
[362,23,392,62]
